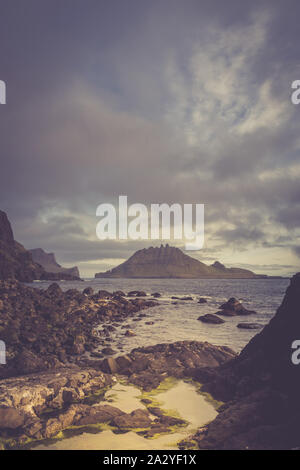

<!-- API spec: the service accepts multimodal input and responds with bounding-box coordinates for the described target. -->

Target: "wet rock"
[113,291,126,297]
[218,298,257,316]
[237,323,263,330]
[127,291,147,297]
[101,357,119,374]
[102,347,117,356]
[198,314,225,324]
[124,330,136,337]
[112,341,236,391]
[198,298,207,304]
[0,407,25,429]
[151,292,161,298]
[75,404,124,426]
[191,273,300,450]
[83,287,93,296]
[112,409,151,428]
[90,351,104,358]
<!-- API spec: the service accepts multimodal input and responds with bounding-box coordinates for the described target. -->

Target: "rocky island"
[95,244,267,279]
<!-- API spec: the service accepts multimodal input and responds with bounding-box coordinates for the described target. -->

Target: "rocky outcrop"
[99,341,236,390]
[215,297,257,317]
[0,366,113,446]
[0,280,158,379]
[29,248,80,279]
[198,314,225,324]
[188,273,300,449]
[95,244,265,279]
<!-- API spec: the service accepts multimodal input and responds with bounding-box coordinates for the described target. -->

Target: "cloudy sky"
[0,0,300,277]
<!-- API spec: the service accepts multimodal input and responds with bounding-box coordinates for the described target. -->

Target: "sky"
[0,0,300,277]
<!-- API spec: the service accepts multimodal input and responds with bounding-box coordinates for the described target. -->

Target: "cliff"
[190,273,300,449]
[29,248,80,278]
[95,244,264,279]
[0,211,44,282]
[0,211,80,282]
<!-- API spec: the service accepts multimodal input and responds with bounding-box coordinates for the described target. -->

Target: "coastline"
[0,274,298,449]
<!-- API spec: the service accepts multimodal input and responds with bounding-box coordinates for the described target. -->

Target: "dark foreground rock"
[188,273,300,450]
[0,366,112,446]
[237,323,262,330]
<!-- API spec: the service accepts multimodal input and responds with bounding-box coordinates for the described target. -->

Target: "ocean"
[28,277,290,354]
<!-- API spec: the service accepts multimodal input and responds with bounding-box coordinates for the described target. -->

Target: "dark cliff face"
[193,273,300,449]
[29,248,80,278]
[0,211,14,246]
[95,244,262,279]
[0,211,44,282]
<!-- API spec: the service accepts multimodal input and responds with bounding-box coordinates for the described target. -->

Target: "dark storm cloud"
[0,0,300,275]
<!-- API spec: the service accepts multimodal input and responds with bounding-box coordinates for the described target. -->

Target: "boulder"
[237,323,263,330]
[0,407,25,429]
[112,409,151,429]
[198,314,225,324]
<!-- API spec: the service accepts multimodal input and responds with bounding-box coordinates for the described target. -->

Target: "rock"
[0,407,25,429]
[101,357,119,374]
[237,323,263,330]
[116,355,133,371]
[90,351,104,358]
[191,273,300,450]
[124,330,136,337]
[112,409,151,428]
[218,297,257,316]
[0,366,112,445]
[15,349,46,375]
[113,291,126,297]
[127,291,147,297]
[110,341,236,391]
[83,287,93,295]
[46,282,63,297]
[76,404,124,426]
[97,290,113,299]
[198,298,207,304]
[102,347,117,356]
[151,292,161,298]
[198,314,225,324]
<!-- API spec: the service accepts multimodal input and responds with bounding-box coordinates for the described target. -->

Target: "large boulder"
[198,314,225,324]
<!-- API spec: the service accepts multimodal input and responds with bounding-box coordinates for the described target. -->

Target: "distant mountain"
[95,244,266,279]
[0,210,80,282]
[30,248,80,278]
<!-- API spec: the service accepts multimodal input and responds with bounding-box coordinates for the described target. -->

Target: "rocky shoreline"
[0,280,158,380]
[0,274,299,450]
